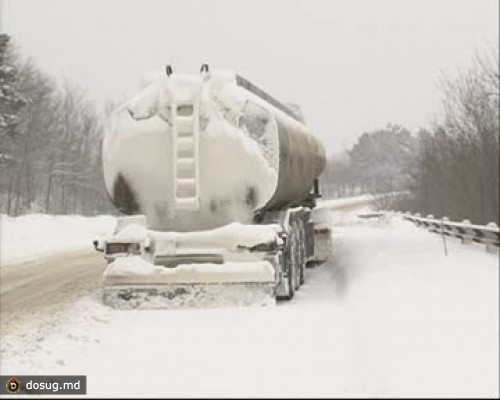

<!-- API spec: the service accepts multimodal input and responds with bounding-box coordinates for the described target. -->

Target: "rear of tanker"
[94,65,332,309]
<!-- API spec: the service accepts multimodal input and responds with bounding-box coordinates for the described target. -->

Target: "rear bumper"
[103,282,276,309]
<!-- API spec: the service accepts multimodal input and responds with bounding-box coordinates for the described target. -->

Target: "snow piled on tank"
[103,107,175,218]
[209,78,280,174]
[102,69,280,231]
[197,80,279,210]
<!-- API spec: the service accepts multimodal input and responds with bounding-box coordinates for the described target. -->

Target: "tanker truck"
[94,64,332,309]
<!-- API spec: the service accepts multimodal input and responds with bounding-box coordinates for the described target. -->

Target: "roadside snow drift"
[0,214,116,265]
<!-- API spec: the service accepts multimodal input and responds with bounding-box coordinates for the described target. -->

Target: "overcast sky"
[1,0,498,153]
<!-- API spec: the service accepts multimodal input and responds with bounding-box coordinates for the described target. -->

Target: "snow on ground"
[0,211,498,397]
[0,214,116,265]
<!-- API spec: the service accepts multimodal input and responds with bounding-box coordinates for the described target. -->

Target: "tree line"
[322,47,499,225]
[321,123,419,199]
[1,34,498,224]
[0,34,115,216]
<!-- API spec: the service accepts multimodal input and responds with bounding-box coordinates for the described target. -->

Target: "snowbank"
[0,214,116,265]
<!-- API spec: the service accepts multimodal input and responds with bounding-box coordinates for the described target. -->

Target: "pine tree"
[0,34,26,145]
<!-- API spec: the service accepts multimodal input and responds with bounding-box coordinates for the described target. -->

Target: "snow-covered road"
[0,250,105,335]
[0,211,498,397]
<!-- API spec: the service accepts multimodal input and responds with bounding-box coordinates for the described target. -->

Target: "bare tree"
[396,46,499,224]
[0,39,114,216]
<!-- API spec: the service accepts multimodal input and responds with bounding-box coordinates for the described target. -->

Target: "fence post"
[440,217,448,256]
[486,223,499,253]
[461,219,473,245]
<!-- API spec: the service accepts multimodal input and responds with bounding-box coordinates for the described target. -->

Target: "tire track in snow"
[0,250,105,335]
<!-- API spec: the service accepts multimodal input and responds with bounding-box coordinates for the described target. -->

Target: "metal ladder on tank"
[166,65,209,212]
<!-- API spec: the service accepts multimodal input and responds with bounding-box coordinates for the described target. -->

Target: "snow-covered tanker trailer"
[94,65,332,308]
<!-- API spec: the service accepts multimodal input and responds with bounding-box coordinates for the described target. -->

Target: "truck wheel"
[288,257,296,299]
[291,221,301,291]
[277,221,300,300]
[277,240,295,301]
[298,220,306,285]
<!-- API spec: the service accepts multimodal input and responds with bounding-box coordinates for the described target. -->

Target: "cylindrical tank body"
[103,69,325,231]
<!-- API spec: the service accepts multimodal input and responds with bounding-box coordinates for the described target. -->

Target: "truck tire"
[298,220,306,285]
[291,221,301,291]
[277,236,295,301]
